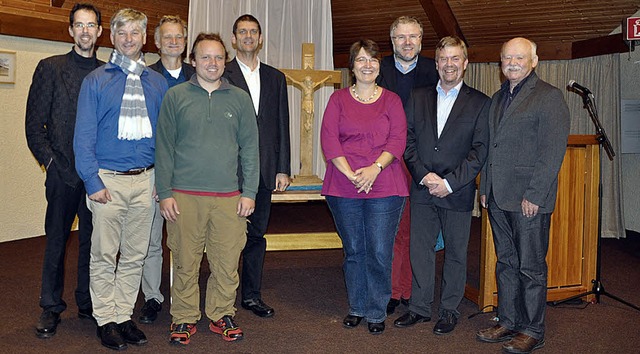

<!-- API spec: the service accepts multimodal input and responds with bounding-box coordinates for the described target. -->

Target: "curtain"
[466,54,624,238]
[188,0,334,179]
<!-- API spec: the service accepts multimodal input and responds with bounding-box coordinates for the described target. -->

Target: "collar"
[188,75,233,91]
[436,80,464,97]
[393,55,418,74]
[236,57,261,73]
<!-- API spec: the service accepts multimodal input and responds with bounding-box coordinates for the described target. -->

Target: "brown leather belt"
[112,164,154,175]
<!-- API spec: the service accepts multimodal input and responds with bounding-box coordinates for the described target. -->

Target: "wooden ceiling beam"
[418,0,467,45]
[571,33,630,59]
[0,13,156,53]
[51,0,65,8]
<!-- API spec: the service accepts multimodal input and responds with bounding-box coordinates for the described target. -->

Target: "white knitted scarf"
[110,50,152,140]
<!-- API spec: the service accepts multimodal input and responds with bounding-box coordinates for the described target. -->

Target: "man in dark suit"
[25,3,104,338]
[223,14,291,318]
[477,37,570,354]
[139,14,195,325]
[395,36,489,335]
[376,16,439,315]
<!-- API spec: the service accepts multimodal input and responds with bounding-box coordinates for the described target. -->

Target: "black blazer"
[223,58,291,190]
[377,55,438,99]
[404,83,490,211]
[25,50,104,187]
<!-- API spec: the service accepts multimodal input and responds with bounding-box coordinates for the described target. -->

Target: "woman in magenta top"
[321,39,409,334]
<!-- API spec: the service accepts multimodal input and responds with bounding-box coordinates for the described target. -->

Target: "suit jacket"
[148,59,195,86]
[479,72,570,213]
[223,58,291,190]
[377,55,438,96]
[25,50,104,187]
[404,83,490,211]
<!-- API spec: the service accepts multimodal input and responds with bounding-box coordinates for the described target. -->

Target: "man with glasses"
[377,15,439,316]
[223,14,291,318]
[26,2,103,339]
[138,14,195,326]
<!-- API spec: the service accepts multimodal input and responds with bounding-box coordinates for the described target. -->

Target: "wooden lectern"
[465,135,600,310]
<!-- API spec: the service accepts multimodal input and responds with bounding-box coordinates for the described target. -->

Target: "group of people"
[320,15,569,354]
[25,4,570,353]
[26,3,289,350]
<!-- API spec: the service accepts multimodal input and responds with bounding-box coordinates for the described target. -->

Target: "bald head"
[500,37,538,89]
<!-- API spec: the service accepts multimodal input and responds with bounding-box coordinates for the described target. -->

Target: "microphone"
[568,80,592,95]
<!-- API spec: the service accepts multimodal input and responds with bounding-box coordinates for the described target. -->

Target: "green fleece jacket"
[155,76,259,200]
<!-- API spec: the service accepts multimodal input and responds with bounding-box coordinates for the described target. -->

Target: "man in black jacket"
[223,14,291,318]
[25,2,104,338]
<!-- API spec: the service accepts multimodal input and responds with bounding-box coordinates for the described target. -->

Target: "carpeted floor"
[1,202,639,353]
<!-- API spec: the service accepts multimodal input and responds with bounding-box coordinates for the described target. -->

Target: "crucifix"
[280,43,341,186]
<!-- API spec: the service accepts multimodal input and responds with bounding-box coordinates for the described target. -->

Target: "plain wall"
[0,34,158,243]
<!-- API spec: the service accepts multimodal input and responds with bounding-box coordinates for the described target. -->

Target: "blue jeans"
[326,196,405,323]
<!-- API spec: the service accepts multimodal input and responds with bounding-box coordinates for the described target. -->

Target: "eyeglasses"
[72,22,98,29]
[391,34,421,42]
[354,57,379,65]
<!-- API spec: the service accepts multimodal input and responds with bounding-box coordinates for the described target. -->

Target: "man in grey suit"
[223,14,291,318]
[477,37,570,353]
[395,36,489,335]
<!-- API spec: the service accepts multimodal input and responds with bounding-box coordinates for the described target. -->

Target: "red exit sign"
[627,17,640,40]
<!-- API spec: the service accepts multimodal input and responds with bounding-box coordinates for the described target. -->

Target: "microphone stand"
[550,89,639,311]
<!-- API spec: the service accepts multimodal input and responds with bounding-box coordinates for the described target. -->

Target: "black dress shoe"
[78,307,93,320]
[394,311,431,328]
[342,315,363,328]
[386,298,400,315]
[433,312,457,335]
[97,322,127,351]
[118,320,147,345]
[36,310,61,339]
[368,321,385,334]
[139,299,161,324]
[241,298,275,318]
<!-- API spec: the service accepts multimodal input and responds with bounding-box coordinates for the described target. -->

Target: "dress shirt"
[237,58,261,115]
[435,80,464,193]
[394,55,418,74]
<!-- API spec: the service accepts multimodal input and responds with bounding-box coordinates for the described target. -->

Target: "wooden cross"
[281,43,341,186]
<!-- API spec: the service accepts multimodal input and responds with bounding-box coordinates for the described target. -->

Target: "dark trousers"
[488,195,550,340]
[40,167,92,313]
[408,201,471,319]
[241,186,273,301]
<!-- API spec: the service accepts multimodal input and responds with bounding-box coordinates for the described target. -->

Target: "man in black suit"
[25,3,104,338]
[139,14,195,325]
[395,36,489,335]
[376,16,439,315]
[477,37,570,354]
[223,14,291,318]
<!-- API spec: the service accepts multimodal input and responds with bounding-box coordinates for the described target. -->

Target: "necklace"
[351,84,378,102]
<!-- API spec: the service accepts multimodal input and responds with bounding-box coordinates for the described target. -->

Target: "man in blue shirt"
[74,8,167,351]
[138,14,195,326]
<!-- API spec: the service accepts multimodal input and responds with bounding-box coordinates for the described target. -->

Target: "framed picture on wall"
[0,50,17,84]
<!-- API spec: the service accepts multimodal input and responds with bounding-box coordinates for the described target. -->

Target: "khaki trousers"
[87,169,155,326]
[167,192,247,324]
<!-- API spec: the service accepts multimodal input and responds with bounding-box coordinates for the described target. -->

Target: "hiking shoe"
[209,315,243,342]
[170,323,197,345]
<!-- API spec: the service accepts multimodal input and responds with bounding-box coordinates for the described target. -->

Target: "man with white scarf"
[74,8,168,351]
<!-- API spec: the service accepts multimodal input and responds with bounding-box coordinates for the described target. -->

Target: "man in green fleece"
[155,32,259,344]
